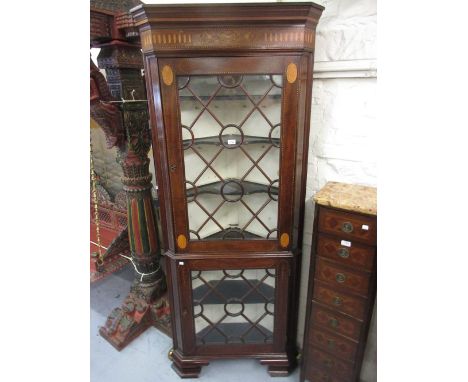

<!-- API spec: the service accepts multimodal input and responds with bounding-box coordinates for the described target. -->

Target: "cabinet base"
[171,349,209,378]
[99,279,171,350]
[266,365,291,377]
[170,350,294,378]
[261,354,294,377]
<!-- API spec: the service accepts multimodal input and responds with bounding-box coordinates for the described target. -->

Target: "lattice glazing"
[178,74,283,241]
[191,268,276,345]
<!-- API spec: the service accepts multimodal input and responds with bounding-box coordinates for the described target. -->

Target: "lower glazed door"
[175,255,291,357]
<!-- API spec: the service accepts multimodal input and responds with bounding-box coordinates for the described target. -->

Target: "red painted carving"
[91,0,171,350]
[90,59,125,149]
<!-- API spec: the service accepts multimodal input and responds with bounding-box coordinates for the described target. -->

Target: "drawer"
[317,233,375,271]
[308,347,354,380]
[315,258,371,296]
[308,325,358,362]
[310,303,362,340]
[313,281,367,319]
[318,207,376,245]
[304,364,352,382]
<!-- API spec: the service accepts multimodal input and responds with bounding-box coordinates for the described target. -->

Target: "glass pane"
[192,268,276,345]
[178,74,283,241]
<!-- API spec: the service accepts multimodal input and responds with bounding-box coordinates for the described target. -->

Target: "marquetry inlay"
[286,63,298,84]
[177,234,187,249]
[161,65,173,86]
[140,28,316,53]
[280,233,290,248]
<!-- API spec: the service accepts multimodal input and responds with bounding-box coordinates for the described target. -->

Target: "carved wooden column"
[97,43,146,100]
[91,0,171,351]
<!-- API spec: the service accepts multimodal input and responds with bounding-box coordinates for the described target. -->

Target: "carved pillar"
[97,44,146,100]
[118,102,162,286]
[91,2,171,350]
[98,101,171,350]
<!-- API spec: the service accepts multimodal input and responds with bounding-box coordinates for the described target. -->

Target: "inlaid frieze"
[139,27,316,53]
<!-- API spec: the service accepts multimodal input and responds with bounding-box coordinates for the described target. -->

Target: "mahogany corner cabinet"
[131,2,324,378]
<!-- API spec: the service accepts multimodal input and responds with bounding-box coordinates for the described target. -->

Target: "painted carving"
[91,1,171,350]
[100,283,171,350]
[90,59,125,149]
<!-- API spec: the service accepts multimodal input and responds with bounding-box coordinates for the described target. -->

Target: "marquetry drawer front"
[318,208,376,245]
[305,364,352,382]
[308,347,354,380]
[311,303,362,340]
[316,258,371,296]
[308,326,358,362]
[317,234,375,271]
[313,281,367,319]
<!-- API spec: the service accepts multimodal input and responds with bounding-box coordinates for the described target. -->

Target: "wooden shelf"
[202,228,265,241]
[196,322,273,344]
[186,179,278,199]
[179,94,281,101]
[183,134,280,148]
[193,279,275,304]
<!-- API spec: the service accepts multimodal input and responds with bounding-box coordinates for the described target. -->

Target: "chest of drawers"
[301,182,377,382]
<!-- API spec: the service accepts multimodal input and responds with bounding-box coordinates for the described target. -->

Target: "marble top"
[313,182,377,216]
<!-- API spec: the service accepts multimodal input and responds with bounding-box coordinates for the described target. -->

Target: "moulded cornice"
[130,2,324,53]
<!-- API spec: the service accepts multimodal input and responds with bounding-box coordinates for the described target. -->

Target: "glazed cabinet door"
[174,256,290,355]
[158,56,300,253]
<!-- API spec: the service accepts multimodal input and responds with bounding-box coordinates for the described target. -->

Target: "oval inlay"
[177,234,187,249]
[162,65,174,86]
[280,233,290,248]
[286,63,297,84]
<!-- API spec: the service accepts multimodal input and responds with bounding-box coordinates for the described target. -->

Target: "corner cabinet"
[131,2,324,378]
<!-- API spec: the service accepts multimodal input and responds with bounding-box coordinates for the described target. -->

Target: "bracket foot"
[171,349,209,378]
[260,354,294,377]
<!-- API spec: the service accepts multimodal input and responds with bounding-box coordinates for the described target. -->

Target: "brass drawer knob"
[333,296,343,306]
[329,318,339,328]
[341,221,354,233]
[335,273,346,283]
[323,358,334,368]
[338,247,349,259]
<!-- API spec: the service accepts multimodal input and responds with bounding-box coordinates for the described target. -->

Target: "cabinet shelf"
[186,179,278,199]
[196,322,273,344]
[183,134,280,148]
[193,279,275,304]
[180,94,281,101]
[202,228,265,241]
